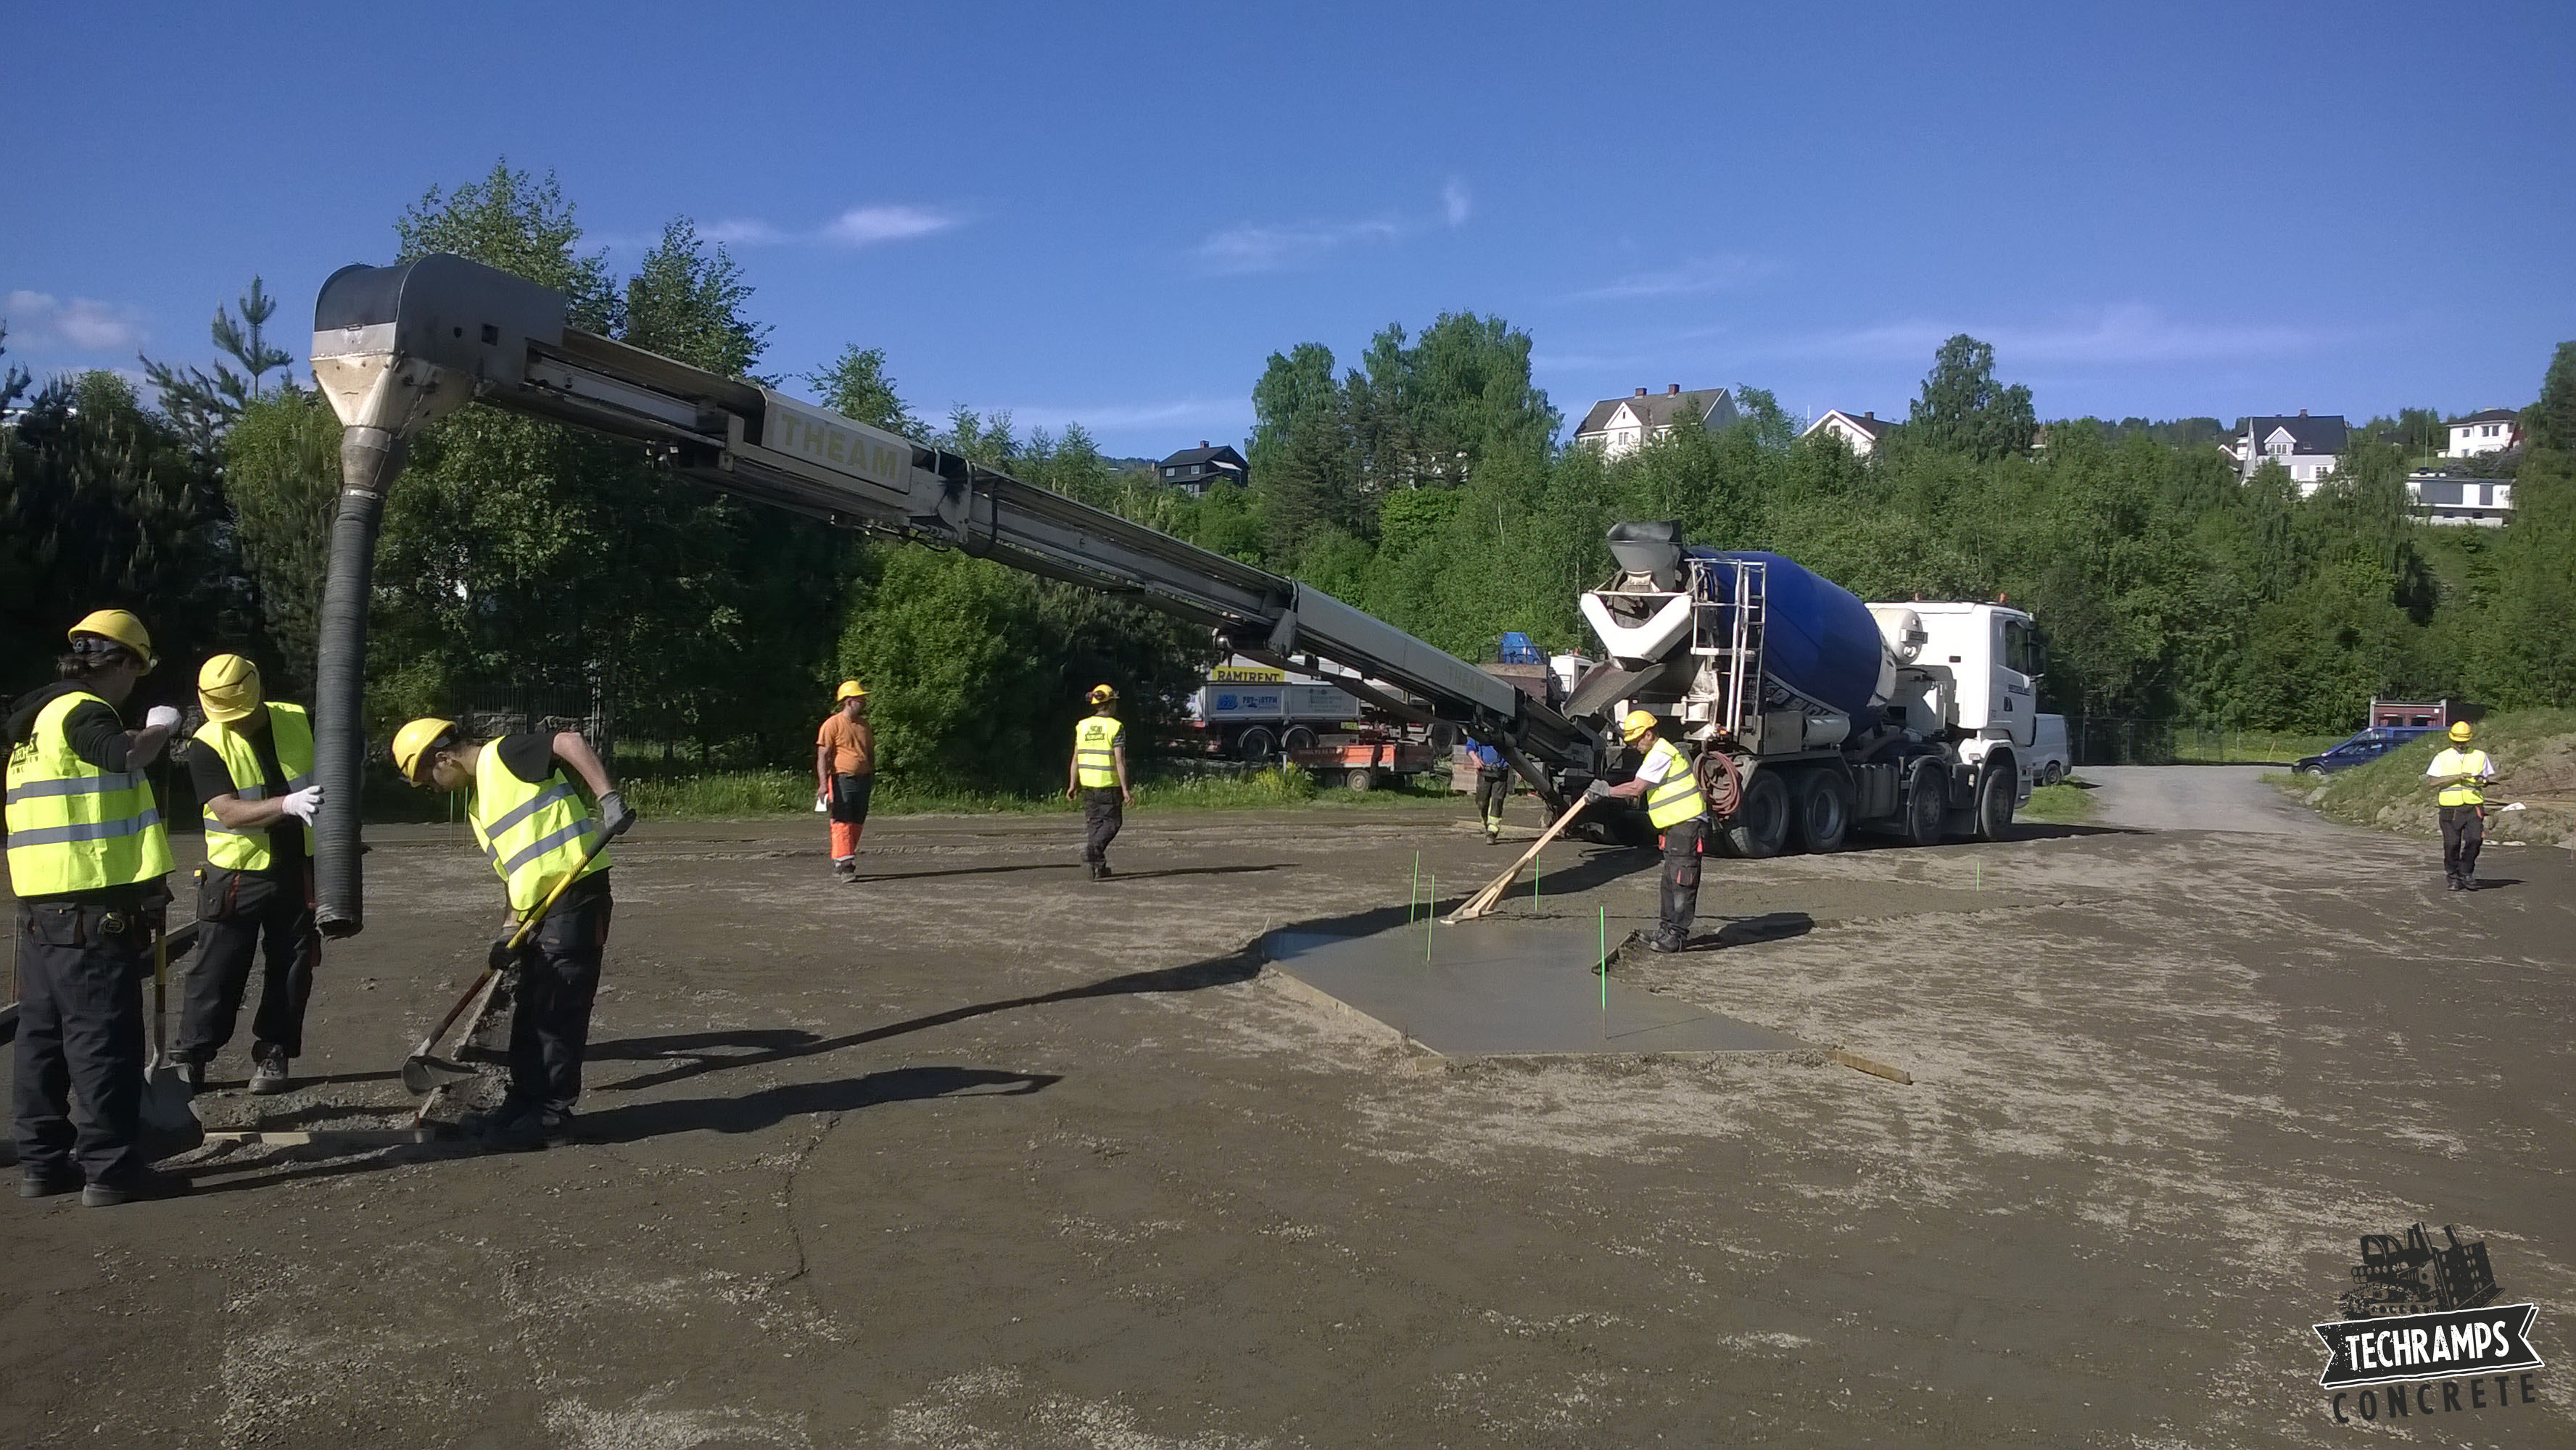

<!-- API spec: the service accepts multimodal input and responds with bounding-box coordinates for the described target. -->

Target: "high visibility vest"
[1075,716,1123,789]
[194,702,314,872]
[468,743,608,912]
[1640,739,1709,829]
[5,689,174,896]
[2430,747,2490,808]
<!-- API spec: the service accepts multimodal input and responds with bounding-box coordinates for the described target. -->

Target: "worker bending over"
[392,718,636,1149]
[6,610,187,1205]
[1067,684,1133,880]
[815,680,875,882]
[175,655,322,1094]
[1593,709,1709,953]
[2426,720,2494,892]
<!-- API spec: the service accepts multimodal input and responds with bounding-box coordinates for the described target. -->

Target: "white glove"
[144,705,181,731]
[280,784,324,825]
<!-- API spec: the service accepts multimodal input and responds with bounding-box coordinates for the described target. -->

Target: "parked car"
[2031,713,2071,785]
[2293,726,2440,777]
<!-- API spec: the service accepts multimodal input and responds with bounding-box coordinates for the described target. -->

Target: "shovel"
[140,919,205,1154]
[400,834,607,1095]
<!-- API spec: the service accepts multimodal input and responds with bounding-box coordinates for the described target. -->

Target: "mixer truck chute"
[1576,521,2040,858]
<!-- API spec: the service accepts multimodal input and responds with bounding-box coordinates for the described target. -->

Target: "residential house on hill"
[1801,409,1899,457]
[2226,413,2348,493]
[1157,441,1247,497]
[2445,408,2522,459]
[2408,473,2514,526]
[1573,385,1739,460]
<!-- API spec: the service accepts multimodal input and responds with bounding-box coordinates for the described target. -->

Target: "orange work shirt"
[817,714,875,776]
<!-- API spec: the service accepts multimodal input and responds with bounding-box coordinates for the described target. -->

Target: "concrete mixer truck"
[1569,521,2042,857]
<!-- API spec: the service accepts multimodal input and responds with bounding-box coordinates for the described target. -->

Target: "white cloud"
[818,204,959,246]
[1566,254,1770,302]
[1442,179,1472,227]
[1194,218,1406,275]
[1780,305,2326,367]
[2,290,147,352]
[699,218,786,246]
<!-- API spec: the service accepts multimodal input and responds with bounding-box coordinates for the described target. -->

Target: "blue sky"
[5,1,2570,458]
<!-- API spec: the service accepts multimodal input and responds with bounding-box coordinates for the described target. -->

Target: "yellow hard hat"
[835,679,867,702]
[2448,721,2473,742]
[67,608,155,670]
[1619,708,1659,742]
[197,654,263,724]
[390,716,460,784]
[1088,684,1118,704]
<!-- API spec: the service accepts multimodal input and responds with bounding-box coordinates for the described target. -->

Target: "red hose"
[1699,748,1743,820]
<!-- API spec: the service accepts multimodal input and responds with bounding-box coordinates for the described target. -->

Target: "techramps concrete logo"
[2314,1222,2544,1425]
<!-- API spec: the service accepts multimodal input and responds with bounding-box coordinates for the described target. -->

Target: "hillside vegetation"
[2298,709,2576,845]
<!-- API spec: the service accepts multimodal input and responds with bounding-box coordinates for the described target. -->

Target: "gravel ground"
[3,772,2570,1446]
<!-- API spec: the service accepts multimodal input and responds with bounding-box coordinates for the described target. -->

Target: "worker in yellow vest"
[5,610,186,1205]
[1065,684,1132,880]
[390,717,636,1149]
[1594,709,1710,953]
[2425,720,2495,892]
[174,655,322,1095]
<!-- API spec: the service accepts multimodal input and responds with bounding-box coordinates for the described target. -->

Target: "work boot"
[2459,876,2480,892]
[833,857,857,882]
[468,1101,571,1152]
[80,1169,192,1207]
[18,1165,82,1199]
[1089,861,1111,881]
[1645,929,1688,953]
[247,1045,291,1095]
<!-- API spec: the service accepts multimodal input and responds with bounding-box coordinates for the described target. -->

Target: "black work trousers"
[1081,787,1123,864]
[508,887,612,1114]
[2439,804,2485,880]
[12,902,151,1185]
[178,865,318,1062]
[1474,768,1510,830]
[1659,817,1704,945]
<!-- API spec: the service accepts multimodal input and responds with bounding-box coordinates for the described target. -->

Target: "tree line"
[7,162,2572,800]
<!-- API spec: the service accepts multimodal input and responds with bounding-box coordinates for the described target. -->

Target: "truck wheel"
[1900,767,1945,847]
[1719,769,1790,859]
[1974,755,2016,842]
[2042,761,2064,787]
[1282,726,1317,753]
[1237,726,1278,763]
[1787,770,1852,854]
[1345,768,1376,792]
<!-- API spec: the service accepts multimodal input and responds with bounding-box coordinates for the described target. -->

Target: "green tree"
[2525,341,2576,453]
[1907,334,2036,460]
[808,344,923,437]
[140,276,297,455]
[223,387,345,695]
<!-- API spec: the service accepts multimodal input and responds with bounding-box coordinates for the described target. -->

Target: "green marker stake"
[1598,905,1609,1024]
[1410,851,1420,925]
[1426,871,1434,964]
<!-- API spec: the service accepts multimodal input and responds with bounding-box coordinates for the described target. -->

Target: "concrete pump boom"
[304,253,1603,936]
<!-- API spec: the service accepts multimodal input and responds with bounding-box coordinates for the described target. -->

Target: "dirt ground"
[4,775,2572,1447]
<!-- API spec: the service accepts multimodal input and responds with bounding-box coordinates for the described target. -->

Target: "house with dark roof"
[1800,408,1899,458]
[1156,441,1247,497]
[2226,412,2349,492]
[1572,385,1739,460]
[2445,408,2522,460]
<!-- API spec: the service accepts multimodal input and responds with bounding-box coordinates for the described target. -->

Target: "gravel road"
[2081,763,2345,834]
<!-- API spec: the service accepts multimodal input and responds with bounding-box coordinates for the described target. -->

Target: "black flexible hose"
[313,424,403,938]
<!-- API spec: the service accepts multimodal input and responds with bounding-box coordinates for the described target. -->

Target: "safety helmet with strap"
[1619,708,1659,743]
[198,653,263,724]
[2447,721,2473,742]
[67,609,156,671]
[835,679,868,703]
[391,717,461,784]
[1088,684,1118,705]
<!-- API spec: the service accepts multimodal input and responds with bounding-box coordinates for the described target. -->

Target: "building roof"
[1158,442,1247,470]
[1574,386,1739,438]
[2241,414,2349,455]
[1803,408,1899,442]
[2451,408,2520,426]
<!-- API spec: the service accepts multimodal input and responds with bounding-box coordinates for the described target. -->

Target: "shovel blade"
[139,1061,203,1156]
[401,1053,480,1096]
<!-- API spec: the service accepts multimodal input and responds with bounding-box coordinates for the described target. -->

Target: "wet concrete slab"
[1265,917,1809,1058]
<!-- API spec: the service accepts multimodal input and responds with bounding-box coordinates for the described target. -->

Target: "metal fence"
[2065,718,2343,768]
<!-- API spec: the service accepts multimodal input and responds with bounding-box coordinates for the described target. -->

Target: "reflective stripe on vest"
[468,745,608,912]
[194,703,315,871]
[2433,747,2490,808]
[5,689,174,895]
[1641,740,1708,829]
[1076,716,1123,789]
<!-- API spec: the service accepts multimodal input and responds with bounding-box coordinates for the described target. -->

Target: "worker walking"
[1066,684,1132,880]
[1469,739,1511,843]
[389,718,636,1149]
[2426,720,2494,892]
[6,610,188,1205]
[173,655,323,1095]
[1595,709,1709,953]
[815,680,875,883]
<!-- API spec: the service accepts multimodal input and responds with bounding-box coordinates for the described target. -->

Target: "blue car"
[2293,726,2441,776]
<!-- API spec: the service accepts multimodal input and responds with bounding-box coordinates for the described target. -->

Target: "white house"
[2226,413,2349,493]
[1800,409,1899,457]
[1573,385,1739,460]
[2407,473,2514,526]
[2445,408,2521,458]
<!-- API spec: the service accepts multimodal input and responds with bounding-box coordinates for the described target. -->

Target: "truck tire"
[1900,766,1945,847]
[1974,755,2016,842]
[1345,768,1375,792]
[1237,726,1278,763]
[1719,768,1790,859]
[1281,725,1317,753]
[1787,769,1852,854]
[2042,761,2064,786]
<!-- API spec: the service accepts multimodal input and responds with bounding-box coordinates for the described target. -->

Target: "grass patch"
[2019,779,2097,824]
[2299,708,2576,844]
[619,765,1458,819]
